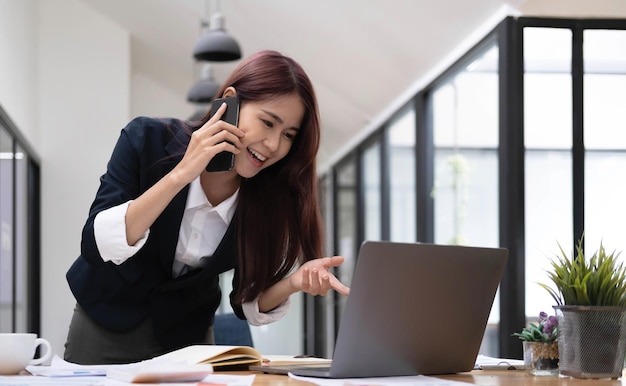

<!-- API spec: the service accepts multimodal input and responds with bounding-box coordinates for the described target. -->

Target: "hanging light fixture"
[187,63,220,103]
[193,0,241,62]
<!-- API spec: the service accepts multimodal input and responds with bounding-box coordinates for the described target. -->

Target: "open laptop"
[251,240,508,378]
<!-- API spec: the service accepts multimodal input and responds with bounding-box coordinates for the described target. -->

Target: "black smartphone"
[205,96,240,172]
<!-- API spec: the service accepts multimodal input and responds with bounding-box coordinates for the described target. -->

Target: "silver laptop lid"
[329,241,508,378]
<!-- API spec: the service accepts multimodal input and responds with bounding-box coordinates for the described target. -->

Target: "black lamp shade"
[193,30,242,62]
[187,79,220,103]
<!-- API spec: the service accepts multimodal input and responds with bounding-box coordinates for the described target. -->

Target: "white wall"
[131,71,192,120]
[0,0,40,149]
[38,0,131,358]
[519,0,626,17]
[0,0,127,357]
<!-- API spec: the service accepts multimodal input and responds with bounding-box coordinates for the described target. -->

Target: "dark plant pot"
[554,305,626,379]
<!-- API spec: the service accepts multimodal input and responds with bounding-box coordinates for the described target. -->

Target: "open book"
[107,346,258,382]
[155,345,264,368]
[105,345,332,382]
[154,345,332,368]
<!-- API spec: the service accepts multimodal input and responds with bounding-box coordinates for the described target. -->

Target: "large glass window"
[0,107,40,334]
[583,29,626,257]
[0,125,14,332]
[14,143,28,331]
[361,139,382,241]
[432,45,499,249]
[334,157,358,319]
[431,43,500,355]
[523,24,626,335]
[524,27,573,317]
[387,107,416,242]
[325,17,626,359]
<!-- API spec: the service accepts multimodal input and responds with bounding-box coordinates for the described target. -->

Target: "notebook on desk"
[251,240,508,378]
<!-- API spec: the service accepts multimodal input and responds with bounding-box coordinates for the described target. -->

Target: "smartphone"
[205,96,240,172]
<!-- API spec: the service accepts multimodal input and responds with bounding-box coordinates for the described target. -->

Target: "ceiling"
[76,0,617,172]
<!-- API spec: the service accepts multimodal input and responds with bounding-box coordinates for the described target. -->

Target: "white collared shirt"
[171,178,238,277]
[92,177,289,325]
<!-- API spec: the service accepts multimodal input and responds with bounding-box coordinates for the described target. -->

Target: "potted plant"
[539,236,626,379]
[513,311,559,376]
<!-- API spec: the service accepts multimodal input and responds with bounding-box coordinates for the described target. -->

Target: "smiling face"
[233,93,305,178]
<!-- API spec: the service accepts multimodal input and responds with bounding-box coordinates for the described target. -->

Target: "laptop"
[251,240,508,378]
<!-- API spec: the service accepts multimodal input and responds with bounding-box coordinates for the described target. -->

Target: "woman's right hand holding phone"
[174,102,245,184]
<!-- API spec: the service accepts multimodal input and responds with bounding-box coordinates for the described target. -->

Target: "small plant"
[538,236,626,306]
[538,235,626,378]
[513,311,558,344]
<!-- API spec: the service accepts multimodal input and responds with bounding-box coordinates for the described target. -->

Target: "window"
[583,29,626,255]
[0,125,15,331]
[387,107,416,242]
[431,42,500,356]
[0,106,40,333]
[322,17,626,359]
[432,45,500,249]
[334,156,358,293]
[361,139,382,241]
[523,27,573,318]
[523,24,626,322]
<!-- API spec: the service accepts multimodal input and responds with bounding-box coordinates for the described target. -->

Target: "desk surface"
[242,370,624,385]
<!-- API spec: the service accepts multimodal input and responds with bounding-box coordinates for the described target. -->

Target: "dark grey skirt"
[63,303,214,365]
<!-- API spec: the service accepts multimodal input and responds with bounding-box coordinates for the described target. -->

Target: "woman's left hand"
[290,256,350,296]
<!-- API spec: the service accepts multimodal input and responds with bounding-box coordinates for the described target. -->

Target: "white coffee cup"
[0,333,52,375]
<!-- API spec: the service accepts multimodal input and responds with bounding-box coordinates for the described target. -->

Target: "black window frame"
[0,104,41,334]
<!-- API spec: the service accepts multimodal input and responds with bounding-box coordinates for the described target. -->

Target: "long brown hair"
[192,50,323,303]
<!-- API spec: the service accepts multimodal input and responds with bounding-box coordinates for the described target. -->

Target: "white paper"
[21,355,254,385]
[289,373,471,385]
[26,356,111,377]
[474,355,524,370]
[0,374,253,386]
[0,376,113,386]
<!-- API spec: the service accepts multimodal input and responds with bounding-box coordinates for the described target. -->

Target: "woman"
[64,50,350,364]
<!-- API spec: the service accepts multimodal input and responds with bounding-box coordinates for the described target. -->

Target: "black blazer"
[66,117,244,350]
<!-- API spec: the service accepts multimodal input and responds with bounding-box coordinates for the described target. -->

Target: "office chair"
[213,313,254,347]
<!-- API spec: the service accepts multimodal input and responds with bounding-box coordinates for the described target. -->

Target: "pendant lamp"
[187,64,220,103]
[193,12,241,62]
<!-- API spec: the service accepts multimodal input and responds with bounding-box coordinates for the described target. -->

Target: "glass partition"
[14,143,28,331]
[387,107,416,242]
[432,45,499,248]
[523,27,573,318]
[361,139,382,241]
[583,29,626,258]
[0,125,14,332]
[324,17,626,359]
[334,156,358,323]
[431,42,500,356]
[335,158,357,285]
[0,106,40,334]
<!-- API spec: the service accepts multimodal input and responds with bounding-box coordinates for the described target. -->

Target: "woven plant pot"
[554,305,626,379]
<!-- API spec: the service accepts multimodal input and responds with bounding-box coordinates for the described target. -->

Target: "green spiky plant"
[539,236,626,307]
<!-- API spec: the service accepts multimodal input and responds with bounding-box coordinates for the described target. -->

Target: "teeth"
[249,148,267,162]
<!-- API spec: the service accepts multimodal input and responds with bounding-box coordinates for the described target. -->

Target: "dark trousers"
[64,303,214,365]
